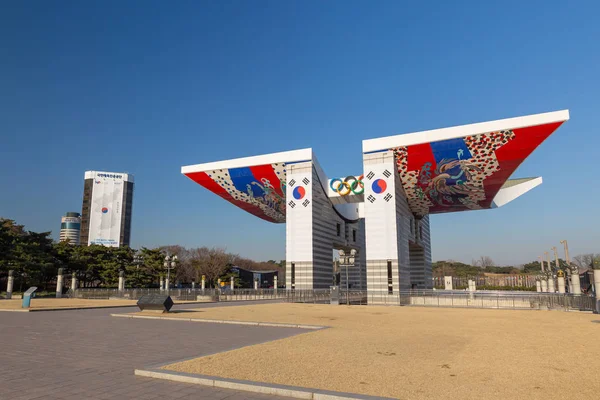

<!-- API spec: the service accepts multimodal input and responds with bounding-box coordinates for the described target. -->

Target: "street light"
[133,254,144,287]
[562,240,581,295]
[338,249,357,305]
[552,247,561,271]
[164,254,178,294]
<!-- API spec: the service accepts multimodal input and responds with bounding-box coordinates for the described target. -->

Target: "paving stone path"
[0,301,301,400]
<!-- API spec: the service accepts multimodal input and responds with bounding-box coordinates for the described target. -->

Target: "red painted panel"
[249,164,285,197]
[184,172,278,223]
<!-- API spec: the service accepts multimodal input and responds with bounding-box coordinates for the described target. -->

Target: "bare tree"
[160,245,196,283]
[473,256,495,268]
[573,254,600,272]
[190,247,234,287]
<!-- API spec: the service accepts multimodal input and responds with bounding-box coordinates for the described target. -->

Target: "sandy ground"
[0,298,140,310]
[158,303,600,400]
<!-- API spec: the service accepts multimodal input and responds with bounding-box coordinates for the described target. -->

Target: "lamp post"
[544,251,555,293]
[133,254,143,287]
[338,249,357,305]
[561,240,580,295]
[164,254,178,294]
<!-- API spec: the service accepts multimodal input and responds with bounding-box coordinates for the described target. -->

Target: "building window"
[336,223,341,237]
[352,229,356,242]
[387,261,393,294]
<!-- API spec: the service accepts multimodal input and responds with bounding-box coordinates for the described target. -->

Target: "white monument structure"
[182,110,569,302]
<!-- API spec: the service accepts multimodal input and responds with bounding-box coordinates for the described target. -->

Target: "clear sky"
[1,0,598,266]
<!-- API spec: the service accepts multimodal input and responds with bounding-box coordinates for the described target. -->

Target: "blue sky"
[1,1,598,265]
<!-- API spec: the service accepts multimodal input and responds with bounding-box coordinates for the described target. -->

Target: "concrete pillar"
[444,276,453,291]
[56,268,64,298]
[71,274,77,291]
[191,281,195,289]
[6,270,14,299]
[594,269,600,314]
[254,279,258,290]
[547,277,555,293]
[572,268,582,295]
[118,270,125,292]
[201,275,206,290]
[541,280,548,293]
[274,275,278,293]
[536,280,541,292]
[230,276,234,290]
[557,275,566,294]
[594,270,600,298]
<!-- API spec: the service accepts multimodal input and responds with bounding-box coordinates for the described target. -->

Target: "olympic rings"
[330,175,364,196]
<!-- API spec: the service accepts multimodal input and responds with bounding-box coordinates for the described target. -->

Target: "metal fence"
[432,276,538,289]
[73,288,290,302]
[72,287,597,312]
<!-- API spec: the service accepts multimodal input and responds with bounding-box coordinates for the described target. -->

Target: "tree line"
[434,253,600,278]
[0,218,284,292]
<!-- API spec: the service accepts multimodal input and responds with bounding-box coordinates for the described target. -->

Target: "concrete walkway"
[0,301,301,400]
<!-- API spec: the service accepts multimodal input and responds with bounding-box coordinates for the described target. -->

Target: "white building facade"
[80,171,134,247]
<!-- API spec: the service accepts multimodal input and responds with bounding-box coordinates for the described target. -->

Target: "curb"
[111,313,325,330]
[135,368,394,400]
[0,308,30,312]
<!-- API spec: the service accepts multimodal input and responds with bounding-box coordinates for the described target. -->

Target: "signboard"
[88,172,125,247]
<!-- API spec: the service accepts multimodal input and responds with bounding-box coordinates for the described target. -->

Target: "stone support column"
[56,268,64,298]
[6,270,14,299]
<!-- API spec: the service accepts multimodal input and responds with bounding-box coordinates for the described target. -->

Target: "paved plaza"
[160,303,600,400]
[0,301,301,400]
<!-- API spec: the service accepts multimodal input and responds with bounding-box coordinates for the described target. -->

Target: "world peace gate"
[181,110,569,302]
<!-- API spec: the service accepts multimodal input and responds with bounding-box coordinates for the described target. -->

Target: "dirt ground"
[158,303,600,400]
[0,298,141,310]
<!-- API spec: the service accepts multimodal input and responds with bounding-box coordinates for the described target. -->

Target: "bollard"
[118,270,125,292]
[56,268,64,298]
[230,276,234,290]
[557,271,565,294]
[6,270,14,299]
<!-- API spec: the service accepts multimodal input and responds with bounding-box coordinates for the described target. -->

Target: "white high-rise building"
[80,171,134,247]
[59,212,81,245]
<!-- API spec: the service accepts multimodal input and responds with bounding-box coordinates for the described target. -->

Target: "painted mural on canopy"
[392,122,564,216]
[184,163,287,223]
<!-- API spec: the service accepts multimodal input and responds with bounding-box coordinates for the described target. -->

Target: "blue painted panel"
[430,138,472,163]
[228,167,265,198]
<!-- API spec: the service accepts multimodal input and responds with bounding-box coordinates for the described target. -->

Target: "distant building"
[80,171,134,247]
[59,212,81,245]
[233,267,280,288]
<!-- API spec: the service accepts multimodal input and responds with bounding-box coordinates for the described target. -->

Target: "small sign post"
[22,287,38,309]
